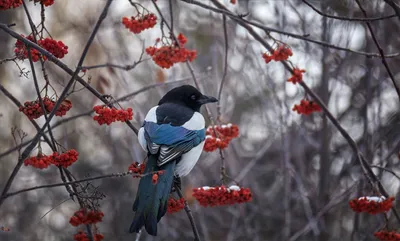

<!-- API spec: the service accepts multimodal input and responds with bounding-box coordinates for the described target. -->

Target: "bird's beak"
[197,95,218,105]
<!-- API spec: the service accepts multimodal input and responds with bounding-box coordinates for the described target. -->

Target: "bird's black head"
[158,85,218,112]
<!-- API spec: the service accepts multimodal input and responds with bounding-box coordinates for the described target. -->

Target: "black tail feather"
[129,155,176,236]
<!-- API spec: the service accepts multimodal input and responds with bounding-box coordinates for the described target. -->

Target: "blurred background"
[1,0,400,240]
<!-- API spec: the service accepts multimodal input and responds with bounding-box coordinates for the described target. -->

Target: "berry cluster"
[50,149,79,168]
[14,35,41,61]
[203,123,239,152]
[230,0,236,4]
[192,185,252,207]
[262,45,293,63]
[349,196,394,214]
[69,209,104,226]
[122,13,157,34]
[167,197,185,214]
[73,231,104,241]
[374,230,400,241]
[93,105,133,125]
[33,0,55,7]
[24,149,79,169]
[287,68,306,84]
[19,97,72,120]
[0,0,22,10]
[23,154,52,169]
[128,162,146,176]
[14,35,68,61]
[292,99,322,115]
[39,38,68,58]
[145,33,196,69]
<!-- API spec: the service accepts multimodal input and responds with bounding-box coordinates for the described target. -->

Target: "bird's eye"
[190,94,196,100]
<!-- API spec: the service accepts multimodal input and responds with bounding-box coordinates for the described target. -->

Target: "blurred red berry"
[167,197,185,214]
[0,0,22,10]
[93,106,133,125]
[374,230,400,241]
[128,162,146,176]
[146,33,196,69]
[203,123,239,152]
[288,68,306,84]
[262,44,292,63]
[292,99,321,115]
[152,173,159,185]
[349,196,394,214]
[192,185,252,207]
[122,13,157,34]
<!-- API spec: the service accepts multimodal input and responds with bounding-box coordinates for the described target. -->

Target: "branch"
[175,183,201,241]
[180,0,400,58]
[2,171,134,199]
[302,0,396,22]
[0,0,114,210]
[0,78,190,160]
[217,15,229,121]
[0,84,54,150]
[209,0,400,224]
[354,0,400,101]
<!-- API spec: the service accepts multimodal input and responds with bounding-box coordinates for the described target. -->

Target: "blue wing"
[143,121,205,166]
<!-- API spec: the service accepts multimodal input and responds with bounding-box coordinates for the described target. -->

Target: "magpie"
[129,85,218,236]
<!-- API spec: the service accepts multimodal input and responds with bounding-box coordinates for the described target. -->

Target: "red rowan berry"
[292,99,321,115]
[349,196,394,214]
[122,13,157,34]
[192,185,252,207]
[167,197,185,214]
[0,0,22,10]
[288,68,305,84]
[93,106,133,125]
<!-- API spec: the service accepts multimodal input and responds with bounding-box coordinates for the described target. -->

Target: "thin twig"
[0,78,191,160]
[175,183,201,241]
[371,165,400,181]
[180,0,400,58]
[354,0,400,101]
[0,0,114,210]
[302,0,396,22]
[209,0,400,224]
[217,15,229,121]
[2,171,135,199]
[0,84,54,150]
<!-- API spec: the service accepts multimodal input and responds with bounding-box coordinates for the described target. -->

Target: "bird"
[129,85,218,236]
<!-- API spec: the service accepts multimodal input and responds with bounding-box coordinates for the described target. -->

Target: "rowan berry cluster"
[14,35,41,61]
[122,13,157,34]
[33,0,55,7]
[19,97,72,120]
[203,123,239,152]
[349,196,394,214]
[128,162,146,176]
[39,38,68,58]
[14,35,68,61]
[93,105,133,125]
[262,45,293,63]
[0,0,22,10]
[24,149,79,169]
[50,149,79,168]
[192,185,252,207]
[374,230,400,241]
[287,68,306,84]
[74,231,104,241]
[167,197,185,214]
[145,33,196,69]
[69,209,104,226]
[23,154,52,169]
[292,99,321,115]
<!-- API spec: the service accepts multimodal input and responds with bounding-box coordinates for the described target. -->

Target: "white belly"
[175,141,205,177]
